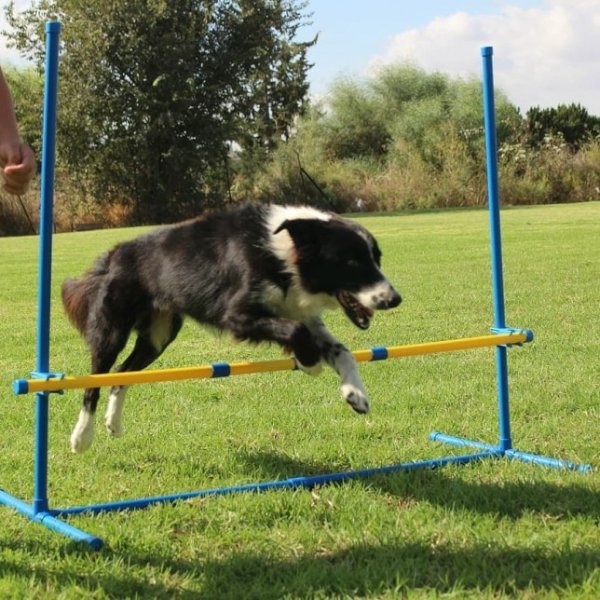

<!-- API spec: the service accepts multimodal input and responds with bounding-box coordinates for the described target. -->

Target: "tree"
[526,103,600,149]
[320,78,390,159]
[229,0,316,183]
[4,0,314,223]
[311,64,520,164]
[235,0,314,146]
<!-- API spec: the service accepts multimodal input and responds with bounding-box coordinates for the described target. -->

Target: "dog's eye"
[346,259,360,268]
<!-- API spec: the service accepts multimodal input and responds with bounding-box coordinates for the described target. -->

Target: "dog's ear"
[273,219,327,251]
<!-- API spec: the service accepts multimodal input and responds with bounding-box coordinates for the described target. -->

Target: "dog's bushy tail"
[61,252,111,336]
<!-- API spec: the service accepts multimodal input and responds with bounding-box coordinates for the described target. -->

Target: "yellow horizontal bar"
[384,332,527,358]
[229,359,296,376]
[17,332,528,395]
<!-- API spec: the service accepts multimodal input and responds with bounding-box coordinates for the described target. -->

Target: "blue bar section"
[35,512,104,550]
[505,449,592,473]
[0,489,103,548]
[429,431,502,453]
[54,452,494,516]
[370,346,388,361]
[33,397,49,514]
[33,21,62,516]
[494,347,511,450]
[0,489,35,518]
[432,433,591,473]
[13,379,29,395]
[36,21,61,373]
[481,46,506,332]
[211,362,231,378]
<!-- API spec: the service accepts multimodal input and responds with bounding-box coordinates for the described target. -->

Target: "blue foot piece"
[0,489,104,550]
[430,432,592,473]
[54,451,495,518]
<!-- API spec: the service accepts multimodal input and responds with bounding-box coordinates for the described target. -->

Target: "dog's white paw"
[70,409,95,453]
[295,359,323,376]
[105,386,126,437]
[342,383,370,414]
[105,415,124,438]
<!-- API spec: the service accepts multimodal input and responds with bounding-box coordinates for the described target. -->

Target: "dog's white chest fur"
[261,281,338,320]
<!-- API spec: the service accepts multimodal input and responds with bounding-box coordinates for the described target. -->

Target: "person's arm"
[0,68,36,195]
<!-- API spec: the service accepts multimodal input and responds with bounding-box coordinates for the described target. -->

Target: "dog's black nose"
[388,291,402,308]
[372,289,402,309]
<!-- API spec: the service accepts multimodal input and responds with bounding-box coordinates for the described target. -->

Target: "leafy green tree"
[4,0,313,223]
[320,78,390,159]
[235,0,314,147]
[246,62,523,210]
[311,64,520,165]
[526,103,600,149]
[372,64,448,116]
[225,0,315,185]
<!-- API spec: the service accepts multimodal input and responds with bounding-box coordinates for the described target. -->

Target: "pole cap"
[45,21,62,34]
[481,46,493,57]
[13,379,29,395]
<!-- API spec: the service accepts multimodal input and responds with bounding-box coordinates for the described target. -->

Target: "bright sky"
[304,0,600,114]
[2,1,600,114]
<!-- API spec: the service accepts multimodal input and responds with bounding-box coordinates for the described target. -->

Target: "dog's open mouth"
[336,291,373,330]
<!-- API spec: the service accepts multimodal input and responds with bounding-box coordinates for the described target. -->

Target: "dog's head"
[273,216,401,328]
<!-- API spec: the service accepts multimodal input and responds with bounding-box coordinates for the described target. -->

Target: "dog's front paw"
[295,358,323,376]
[105,386,126,438]
[341,383,370,414]
[70,409,95,453]
[105,415,124,438]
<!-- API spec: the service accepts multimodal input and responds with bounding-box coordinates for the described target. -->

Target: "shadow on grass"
[0,539,178,599]
[193,542,600,599]
[188,449,598,597]
[3,449,597,598]
[3,535,599,599]
[235,449,600,521]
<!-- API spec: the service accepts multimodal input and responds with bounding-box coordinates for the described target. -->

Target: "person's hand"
[0,141,36,195]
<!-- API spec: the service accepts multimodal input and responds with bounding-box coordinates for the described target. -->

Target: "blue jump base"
[0,27,591,551]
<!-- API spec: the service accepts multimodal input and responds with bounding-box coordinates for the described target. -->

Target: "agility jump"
[0,23,590,551]
[14,331,531,395]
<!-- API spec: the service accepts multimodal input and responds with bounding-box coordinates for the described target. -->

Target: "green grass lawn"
[0,202,599,599]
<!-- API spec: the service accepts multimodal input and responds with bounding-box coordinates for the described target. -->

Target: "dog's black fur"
[63,203,401,452]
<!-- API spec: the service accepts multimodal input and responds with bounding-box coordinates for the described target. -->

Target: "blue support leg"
[429,46,591,475]
[32,20,62,518]
[54,452,495,517]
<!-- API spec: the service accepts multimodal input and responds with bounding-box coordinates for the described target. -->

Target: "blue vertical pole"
[481,46,512,452]
[33,21,61,515]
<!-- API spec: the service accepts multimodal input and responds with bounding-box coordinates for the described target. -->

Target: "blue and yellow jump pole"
[0,28,591,551]
[14,332,532,395]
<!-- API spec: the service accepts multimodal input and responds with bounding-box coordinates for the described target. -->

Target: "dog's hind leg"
[305,317,369,414]
[71,339,129,453]
[71,309,133,453]
[105,311,182,438]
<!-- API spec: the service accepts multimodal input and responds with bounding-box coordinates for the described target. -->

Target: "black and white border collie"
[63,203,401,453]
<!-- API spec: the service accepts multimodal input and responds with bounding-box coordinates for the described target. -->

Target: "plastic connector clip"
[490,327,534,347]
[30,371,65,395]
